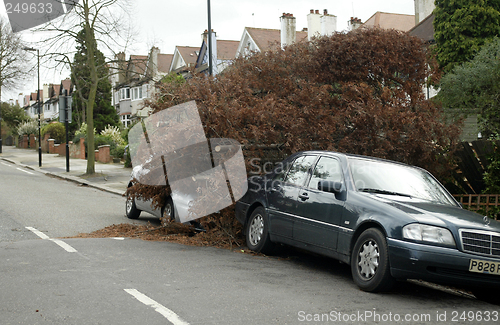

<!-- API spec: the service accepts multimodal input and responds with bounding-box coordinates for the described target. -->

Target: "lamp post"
[23,47,41,167]
[207,0,212,76]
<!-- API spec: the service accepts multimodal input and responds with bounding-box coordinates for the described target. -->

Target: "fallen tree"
[128,28,461,241]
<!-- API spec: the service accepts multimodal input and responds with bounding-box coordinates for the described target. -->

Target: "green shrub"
[111,144,126,159]
[72,133,85,144]
[100,124,125,146]
[41,122,66,143]
[484,142,500,194]
[93,134,115,150]
[17,119,39,136]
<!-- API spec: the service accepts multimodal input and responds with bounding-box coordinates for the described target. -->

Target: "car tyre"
[245,206,275,255]
[351,228,395,292]
[473,289,500,305]
[160,197,175,227]
[126,194,140,219]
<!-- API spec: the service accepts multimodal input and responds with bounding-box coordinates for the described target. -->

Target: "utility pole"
[207,0,212,76]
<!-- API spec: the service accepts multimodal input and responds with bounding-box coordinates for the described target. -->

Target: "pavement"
[0,146,131,196]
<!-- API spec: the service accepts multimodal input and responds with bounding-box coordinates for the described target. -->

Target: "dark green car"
[235,151,500,303]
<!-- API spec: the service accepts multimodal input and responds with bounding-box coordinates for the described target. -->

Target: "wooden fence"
[453,140,500,193]
[453,194,500,220]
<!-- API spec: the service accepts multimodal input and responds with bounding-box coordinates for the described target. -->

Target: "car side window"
[283,155,317,186]
[308,156,343,189]
[272,160,291,182]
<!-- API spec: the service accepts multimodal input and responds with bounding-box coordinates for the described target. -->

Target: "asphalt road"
[1,162,499,325]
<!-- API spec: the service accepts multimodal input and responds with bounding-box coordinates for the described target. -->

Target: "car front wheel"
[245,206,275,255]
[351,228,395,292]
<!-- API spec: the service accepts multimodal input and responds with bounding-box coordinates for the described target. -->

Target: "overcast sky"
[130,0,416,54]
[1,0,416,101]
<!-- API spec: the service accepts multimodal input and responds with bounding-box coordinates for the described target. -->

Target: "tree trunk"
[84,9,97,175]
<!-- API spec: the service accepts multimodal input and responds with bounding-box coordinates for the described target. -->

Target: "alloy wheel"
[248,214,264,246]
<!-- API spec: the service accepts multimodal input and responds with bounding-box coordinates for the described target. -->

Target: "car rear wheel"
[126,194,140,219]
[160,197,175,227]
[245,206,275,254]
[351,228,395,292]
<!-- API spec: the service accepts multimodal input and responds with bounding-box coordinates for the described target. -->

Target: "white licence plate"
[469,259,500,275]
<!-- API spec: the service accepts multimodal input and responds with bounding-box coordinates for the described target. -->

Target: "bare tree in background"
[0,17,30,153]
[38,0,134,174]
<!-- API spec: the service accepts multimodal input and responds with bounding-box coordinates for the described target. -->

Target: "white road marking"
[25,227,78,253]
[25,226,50,239]
[16,167,34,175]
[124,289,190,325]
[50,239,78,253]
[1,162,12,167]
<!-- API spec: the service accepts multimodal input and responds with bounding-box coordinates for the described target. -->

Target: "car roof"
[293,150,415,168]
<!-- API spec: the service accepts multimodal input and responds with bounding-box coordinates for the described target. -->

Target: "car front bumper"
[387,238,500,289]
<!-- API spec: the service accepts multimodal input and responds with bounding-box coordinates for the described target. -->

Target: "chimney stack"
[320,9,336,36]
[308,9,336,40]
[307,9,321,41]
[280,13,296,48]
[348,17,362,31]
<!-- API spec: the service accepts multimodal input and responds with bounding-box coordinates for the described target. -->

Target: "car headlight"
[403,224,456,247]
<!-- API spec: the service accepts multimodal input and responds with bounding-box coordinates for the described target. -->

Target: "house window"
[138,87,142,98]
[142,84,148,98]
[121,114,131,127]
[120,88,130,100]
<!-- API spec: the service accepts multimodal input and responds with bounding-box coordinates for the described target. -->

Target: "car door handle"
[298,193,309,201]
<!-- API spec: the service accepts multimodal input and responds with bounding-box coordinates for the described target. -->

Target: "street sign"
[59,96,72,123]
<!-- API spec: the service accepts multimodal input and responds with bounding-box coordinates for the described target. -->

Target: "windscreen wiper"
[358,188,412,198]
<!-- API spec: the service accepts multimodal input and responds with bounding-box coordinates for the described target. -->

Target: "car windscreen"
[347,158,457,206]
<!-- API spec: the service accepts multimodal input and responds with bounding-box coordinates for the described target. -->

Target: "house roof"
[157,54,174,73]
[51,85,61,98]
[245,27,308,51]
[176,46,199,66]
[128,55,148,76]
[60,79,72,95]
[363,12,415,32]
[408,13,435,43]
[217,40,239,60]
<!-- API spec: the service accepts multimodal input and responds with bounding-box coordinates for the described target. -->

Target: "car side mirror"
[318,180,342,193]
